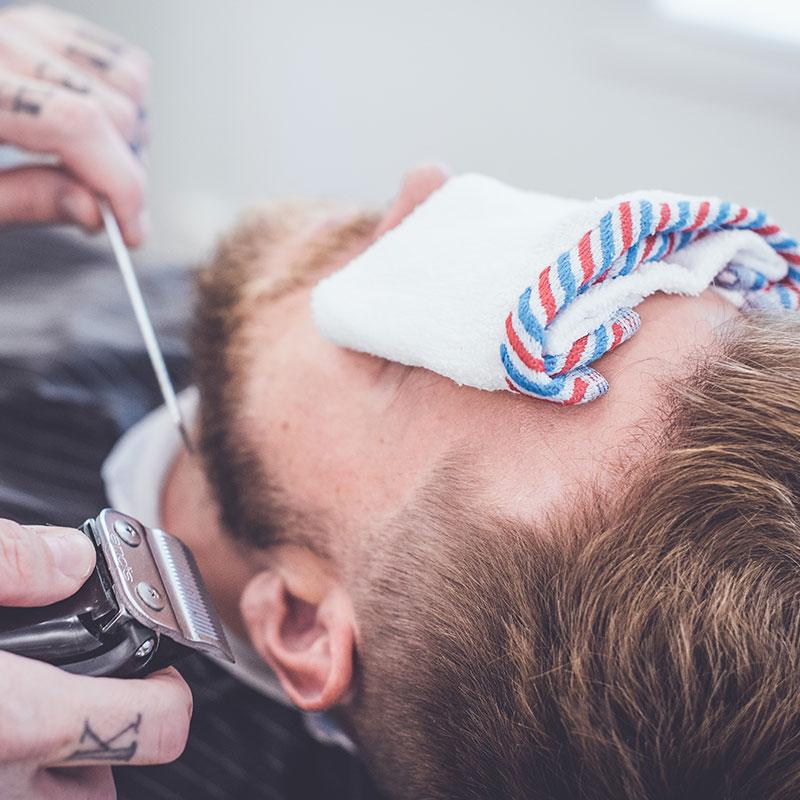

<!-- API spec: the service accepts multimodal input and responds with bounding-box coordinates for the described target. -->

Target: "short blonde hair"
[192,206,380,549]
[348,311,800,800]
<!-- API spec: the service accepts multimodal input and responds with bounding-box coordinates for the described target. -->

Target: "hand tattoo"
[64,713,142,763]
[34,61,90,95]
[65,43,113,73]
[0,82,51,116]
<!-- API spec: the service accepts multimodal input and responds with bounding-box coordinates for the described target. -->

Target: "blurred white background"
[53,0,799,262]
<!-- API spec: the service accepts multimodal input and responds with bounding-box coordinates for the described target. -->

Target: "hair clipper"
[0,509,234,677]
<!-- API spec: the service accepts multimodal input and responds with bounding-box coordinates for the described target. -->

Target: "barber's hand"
[0,519,192,799]
[0,4,150,245]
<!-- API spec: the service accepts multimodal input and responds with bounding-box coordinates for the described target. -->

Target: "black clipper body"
[0,509,234,677]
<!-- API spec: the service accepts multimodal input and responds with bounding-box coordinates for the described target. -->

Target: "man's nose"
[373,164,449,239]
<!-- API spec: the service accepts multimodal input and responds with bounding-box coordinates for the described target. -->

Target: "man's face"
[212,166,739,556]
[191,172,800,800]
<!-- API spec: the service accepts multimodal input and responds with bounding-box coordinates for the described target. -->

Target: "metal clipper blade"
[95,509,234,666]
[148,526,234,662]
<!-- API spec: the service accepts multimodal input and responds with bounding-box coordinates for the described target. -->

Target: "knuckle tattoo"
[35,60,91,96]
[65,43,113,74]
[0,81,51,117]
[65,713,142,763]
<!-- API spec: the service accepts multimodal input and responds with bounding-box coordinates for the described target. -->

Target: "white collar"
[101,386,196,531]
[102,388,354,751]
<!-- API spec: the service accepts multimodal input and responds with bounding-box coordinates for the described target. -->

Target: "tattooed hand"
[0,519,192,799]
[0,4,150,246]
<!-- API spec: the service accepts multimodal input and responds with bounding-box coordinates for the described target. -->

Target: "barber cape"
[0,224,377,800]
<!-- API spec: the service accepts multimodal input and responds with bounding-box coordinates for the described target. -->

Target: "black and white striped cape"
[0,225,380,800]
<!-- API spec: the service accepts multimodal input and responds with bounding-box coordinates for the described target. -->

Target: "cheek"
[242,290,422,523]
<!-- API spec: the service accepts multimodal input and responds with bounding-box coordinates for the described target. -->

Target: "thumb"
[0,164,102,231]
[0,519,96,607]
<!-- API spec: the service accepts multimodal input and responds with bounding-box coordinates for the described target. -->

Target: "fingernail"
[41,528,95,580]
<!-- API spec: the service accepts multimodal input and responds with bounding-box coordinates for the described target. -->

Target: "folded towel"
[311,174,800,405]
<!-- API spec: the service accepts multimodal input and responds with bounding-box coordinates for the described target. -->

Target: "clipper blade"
[148,526,235,663]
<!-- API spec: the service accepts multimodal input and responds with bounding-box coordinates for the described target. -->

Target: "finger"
[21,3,150,73]
[61,37,146,108]
[0,165,102,230]
[0,519,95,606]
[0,657,193,767]
[4,7,149,106]
[0,71,147,245]
[36,765,115,800]
[0,28,145,146]
[60,668,193,767]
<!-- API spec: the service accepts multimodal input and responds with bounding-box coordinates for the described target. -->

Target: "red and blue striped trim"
[501,196,800,404]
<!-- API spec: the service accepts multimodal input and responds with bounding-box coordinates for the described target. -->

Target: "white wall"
[53,0,800,261]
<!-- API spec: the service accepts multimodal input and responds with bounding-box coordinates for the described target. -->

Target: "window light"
[655,0,800,46]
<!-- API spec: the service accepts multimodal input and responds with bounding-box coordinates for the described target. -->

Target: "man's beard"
[189,203,380,550]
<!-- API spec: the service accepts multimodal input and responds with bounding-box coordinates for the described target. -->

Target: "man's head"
[191,167,800,798]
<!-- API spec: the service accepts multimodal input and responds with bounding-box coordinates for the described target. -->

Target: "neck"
[159,440,257,640]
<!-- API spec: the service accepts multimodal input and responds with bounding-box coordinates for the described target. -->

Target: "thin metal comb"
[99,201,194,454]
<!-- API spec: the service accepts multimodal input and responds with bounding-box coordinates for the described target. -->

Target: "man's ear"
[240,556,355,712]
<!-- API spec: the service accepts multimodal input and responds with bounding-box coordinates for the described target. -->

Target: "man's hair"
[193,211,800,799]
[346,312,800,800]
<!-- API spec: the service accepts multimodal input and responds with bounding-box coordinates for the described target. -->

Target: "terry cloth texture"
[312,174,800,405]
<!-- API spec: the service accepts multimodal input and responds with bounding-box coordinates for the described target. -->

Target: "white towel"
[311,174,799,404]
